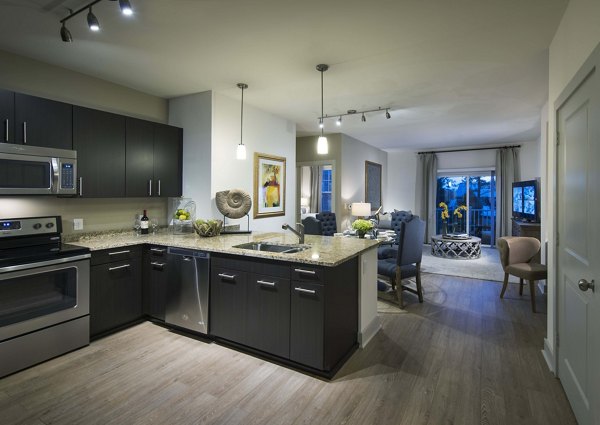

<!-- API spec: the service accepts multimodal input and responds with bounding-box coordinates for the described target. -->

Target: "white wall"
[544,0,600,370]
[340,134,388,230]
[386,142,540,213]
[168,91,213,218]
[210,92,296,231]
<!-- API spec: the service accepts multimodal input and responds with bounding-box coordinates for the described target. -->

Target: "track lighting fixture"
[60,22,72,42]
[318,106,394,127]
[236,83,248,160]
[316,64,329,155]
[87,7,100,31]
[59,0,134,42]
[119,0,133,15]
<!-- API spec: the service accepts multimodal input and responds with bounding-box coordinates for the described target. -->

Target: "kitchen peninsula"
[70,231,380,376]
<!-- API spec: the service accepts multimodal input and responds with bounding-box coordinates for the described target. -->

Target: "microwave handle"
[23,122,27,144]
[51,158,59,193]
[79,177,83,197]
[4,119,8,142]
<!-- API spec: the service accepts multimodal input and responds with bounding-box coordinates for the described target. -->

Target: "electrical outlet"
[73,218,84,231]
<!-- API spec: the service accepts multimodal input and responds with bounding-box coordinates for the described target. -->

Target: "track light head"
[385,109,391,119]
[87,7,100,31]
[60,23,72,42]
[119,0,133,15]
[361,113,366,122]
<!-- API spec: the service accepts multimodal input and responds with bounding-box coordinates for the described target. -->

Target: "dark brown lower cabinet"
[209,254,358,374]
[90,247,142,338]
[143,246,168,321]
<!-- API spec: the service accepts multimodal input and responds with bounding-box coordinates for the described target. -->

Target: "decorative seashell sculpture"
[215,189,252,219]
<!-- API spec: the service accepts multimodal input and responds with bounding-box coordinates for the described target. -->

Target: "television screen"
[523,185,536,215]
[513,187,523,213]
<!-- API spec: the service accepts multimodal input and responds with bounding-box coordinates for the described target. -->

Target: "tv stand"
[511,219,541,262]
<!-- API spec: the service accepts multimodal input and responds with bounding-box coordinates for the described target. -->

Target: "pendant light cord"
[320,69,324,137]
[240,85,244,145]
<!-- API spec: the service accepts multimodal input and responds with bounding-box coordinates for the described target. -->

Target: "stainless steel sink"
[233,242,310,254]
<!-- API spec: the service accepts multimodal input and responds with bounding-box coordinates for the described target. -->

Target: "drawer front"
[210,266,248,344]
[147,245,167,258]
[290,265,324,283]
[212,254,289,278]
[91,245,142,265]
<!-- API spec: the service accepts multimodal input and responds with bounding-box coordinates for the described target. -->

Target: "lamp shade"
[317,136,328,154]
[351,202,371,217]
[300,197,309,206]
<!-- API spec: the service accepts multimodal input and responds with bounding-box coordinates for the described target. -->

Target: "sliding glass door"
[436,171,496,245]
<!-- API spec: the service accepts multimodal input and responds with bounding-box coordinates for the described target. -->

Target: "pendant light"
[236,83,248,160]
[316,64,329,155]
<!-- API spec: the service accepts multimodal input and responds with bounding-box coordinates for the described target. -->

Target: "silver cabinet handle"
[578,279,595,292]
[157,179,161,196]
[109,264,130,271]
[23,122,27,144]
[150,248,166,254]
[148,179,152,196]
[108,250,131,256]
[218,273,236,280]
[4,118,8,142]
[78,177,83,196]
[294,268,316,275]
[257,280,276,287]
[294,287,316,295]
[150,261,166,270]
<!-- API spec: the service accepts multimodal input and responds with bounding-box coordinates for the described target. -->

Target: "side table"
[431,235,481,260]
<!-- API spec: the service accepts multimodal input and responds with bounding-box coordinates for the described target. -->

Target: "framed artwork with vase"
[254,152,286,218]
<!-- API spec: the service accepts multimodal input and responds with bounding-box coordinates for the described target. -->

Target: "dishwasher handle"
[167,247,210,259]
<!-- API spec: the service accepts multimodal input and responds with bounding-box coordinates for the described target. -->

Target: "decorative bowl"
[193,219,223,237]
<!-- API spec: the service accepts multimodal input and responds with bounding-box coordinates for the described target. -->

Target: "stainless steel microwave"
[0,144,77,195]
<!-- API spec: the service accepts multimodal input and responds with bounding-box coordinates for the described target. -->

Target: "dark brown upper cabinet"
[0,89,15,143]
[14,93,72,149]
[73,106,126,198]
[126,118,182,197]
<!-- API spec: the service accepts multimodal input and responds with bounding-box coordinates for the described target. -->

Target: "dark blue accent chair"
[315,212,337,236]
[302,216,322,235]
[377,217,425,307]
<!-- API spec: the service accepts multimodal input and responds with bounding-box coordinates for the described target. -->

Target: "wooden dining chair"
[497,236,547,313]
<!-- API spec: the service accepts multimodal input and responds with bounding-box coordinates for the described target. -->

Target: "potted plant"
[351,219,374,238]
[439,202,450,235]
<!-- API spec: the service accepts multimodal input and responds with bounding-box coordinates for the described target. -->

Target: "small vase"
[357,230,366,239]
[441,221,448,236]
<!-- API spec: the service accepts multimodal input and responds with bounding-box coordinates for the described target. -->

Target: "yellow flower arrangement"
[439,202,450,220]
[453,205,468,218]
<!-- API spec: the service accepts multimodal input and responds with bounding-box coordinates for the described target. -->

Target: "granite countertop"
[67,231,380,267]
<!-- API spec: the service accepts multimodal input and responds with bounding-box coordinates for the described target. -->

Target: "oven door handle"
[0,253,91,274]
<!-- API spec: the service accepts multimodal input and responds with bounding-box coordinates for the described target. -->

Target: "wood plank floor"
[0,274,576,425]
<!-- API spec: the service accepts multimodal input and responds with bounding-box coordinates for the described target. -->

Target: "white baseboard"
[358,316,381,348]
[542,337,556,375]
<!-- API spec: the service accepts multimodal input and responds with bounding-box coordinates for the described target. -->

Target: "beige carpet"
[377,286,408,314]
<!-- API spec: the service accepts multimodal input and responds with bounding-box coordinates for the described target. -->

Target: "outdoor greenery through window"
[436,171,496,245]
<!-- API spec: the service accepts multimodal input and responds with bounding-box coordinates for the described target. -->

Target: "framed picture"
[365,160,382,210]
[254,153,286,218]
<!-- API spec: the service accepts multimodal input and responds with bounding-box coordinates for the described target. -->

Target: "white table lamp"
[351,202,371,217]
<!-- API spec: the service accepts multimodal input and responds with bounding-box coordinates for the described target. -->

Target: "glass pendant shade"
[317,136,328,154]
[236,143,247,160]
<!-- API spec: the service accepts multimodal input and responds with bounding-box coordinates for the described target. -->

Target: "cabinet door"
[125,118,155,197]
[153,123,182,197]
[0,89,14,143]
[14,93,72,149]
[290,282,325,370]
[73,107,126,197]
[210,267,247,345]
[143,246,168,321]
[247,273,290,358]
[90,257,142,337]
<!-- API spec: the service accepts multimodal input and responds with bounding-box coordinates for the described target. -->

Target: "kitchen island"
[70,231,381,376]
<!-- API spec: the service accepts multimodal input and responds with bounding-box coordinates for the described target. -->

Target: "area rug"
[420,245,519,283]
[377,281,408,314]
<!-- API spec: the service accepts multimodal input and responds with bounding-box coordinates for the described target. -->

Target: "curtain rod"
[417,145,521,155]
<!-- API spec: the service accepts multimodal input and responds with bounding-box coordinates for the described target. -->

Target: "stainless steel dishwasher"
[165,247,210,334]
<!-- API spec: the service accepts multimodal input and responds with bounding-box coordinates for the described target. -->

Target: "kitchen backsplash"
[0,197,168,235]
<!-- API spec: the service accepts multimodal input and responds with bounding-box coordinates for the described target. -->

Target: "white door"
[556,45,600,425]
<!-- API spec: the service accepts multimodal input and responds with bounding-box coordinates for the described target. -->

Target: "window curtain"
[495,147,520,242]
[415,153,438,243]
[309,165,319,213]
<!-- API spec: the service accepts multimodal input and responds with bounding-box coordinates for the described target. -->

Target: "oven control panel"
[0,217,61,238]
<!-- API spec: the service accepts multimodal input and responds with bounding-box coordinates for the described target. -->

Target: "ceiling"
[0,0,568,151]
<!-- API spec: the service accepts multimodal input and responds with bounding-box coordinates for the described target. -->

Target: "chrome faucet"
[282,223,305,244]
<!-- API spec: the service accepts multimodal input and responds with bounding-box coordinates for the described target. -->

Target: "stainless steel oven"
[0,216,90,378]
[0,144,77,195]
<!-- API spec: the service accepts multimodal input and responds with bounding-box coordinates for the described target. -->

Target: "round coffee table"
[431,235,481,260]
